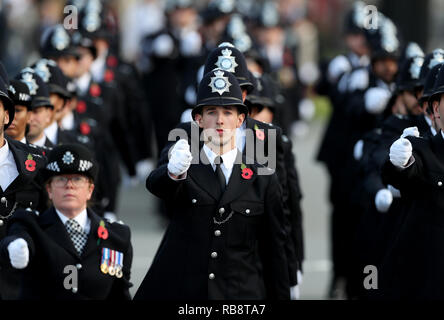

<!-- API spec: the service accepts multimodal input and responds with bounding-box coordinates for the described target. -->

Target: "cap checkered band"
[46,161,60,172]
[79,160,93,172]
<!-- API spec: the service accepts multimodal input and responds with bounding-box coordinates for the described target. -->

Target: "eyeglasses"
[52,176,89,188]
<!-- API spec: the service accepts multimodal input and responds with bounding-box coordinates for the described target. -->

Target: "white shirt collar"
[203,144,238,171]
[90,52,107,83]
[55,208,90,234]
[32,134,47,147]
[76,73,92,95]
[0,138,10,164]
[44,121,58,145]
[440,130,444,141]
[20,137,26,144]
[60,111,75,131]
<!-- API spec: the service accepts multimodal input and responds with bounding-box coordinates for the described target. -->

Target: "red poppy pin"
[254,124,265,141]
[241,163,253,180]
[25,154,36,172]
[97,220,109,245]
[90,84,101,97]
[104,69,114,83]
[79,122,91,135]
[76,100,87,114]
[106,55,118,68]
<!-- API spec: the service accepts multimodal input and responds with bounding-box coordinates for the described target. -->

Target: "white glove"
[180,30,202,57]
[153,34,174,57]
[353,139,364,161]
[348,68,369,92]
[7,238,29,269]
[389,138,413,168]
[375,189,393,213]
[364,87,392,114]
[167,139,192,177]
[290,285,300,300]
[401,126,420,138]
[327,55,352,84]
[388,184,401,198]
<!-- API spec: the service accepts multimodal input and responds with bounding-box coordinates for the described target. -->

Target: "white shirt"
[90,51,107,83]
[202,144,238,185]
[20,137,26,144]
[32,134,47,147]
[61,111,75,131]
[236,121,247,153]
[76,73,92,96]
[44,121,58,145]
[424,115,437,136]
[0,139,19,191]
[55,208,91,234]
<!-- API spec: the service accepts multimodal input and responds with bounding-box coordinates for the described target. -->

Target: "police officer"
[71,32,135,219]
[380,64,444,299]
[16,68,55,148]
[158,43,301,293]
[40,24,80,80]
[0,144,133,300]
[31,58,90,147]
[0,64,46,299]
[5,80,32,143]
[135,69,290,300]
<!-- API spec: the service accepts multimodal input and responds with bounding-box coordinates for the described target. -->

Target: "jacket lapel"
[218,152,257,207]
[431,132,444,168]
[82,209,101,258]
[188,150,221,201]
[39,207,80,259]
[4,138,38,195]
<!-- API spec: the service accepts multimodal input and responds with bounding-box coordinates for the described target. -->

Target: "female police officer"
[0,144,133,299]
[134,69,290,300]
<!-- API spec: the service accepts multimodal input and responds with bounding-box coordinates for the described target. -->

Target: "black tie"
[214,156,226,193]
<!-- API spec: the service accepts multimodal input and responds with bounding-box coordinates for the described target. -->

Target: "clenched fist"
[7,238,29,269]
[389,138,413,168]
[168,139,192,177]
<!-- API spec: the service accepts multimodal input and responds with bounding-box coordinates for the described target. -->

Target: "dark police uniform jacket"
[380,132,444,299]
[157,118,300,286]
[0,138,47,238]
[0,207,133,300]
[134,151,290,300]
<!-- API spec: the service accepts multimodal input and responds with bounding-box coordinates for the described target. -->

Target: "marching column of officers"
[0,0,308,300]
[317,1,444,299]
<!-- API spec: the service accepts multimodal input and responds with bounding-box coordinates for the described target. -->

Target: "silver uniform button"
[209,273,215,280]
[0,220,3,227]
[438,181,443,187]
[0,197,6,204]
[219,208,225,214]
[245,209,250,214]
[211,252,218,258]
[192,199,197,204]
[72,287,78,293]
[76,264,82,269]
[214,230,221,237]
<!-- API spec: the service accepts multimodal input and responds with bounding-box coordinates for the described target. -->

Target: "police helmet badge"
[83,13,101,33]
[209,70,232,95]
[34,60,51,83]
[215,48,238,73]
[429,49,444,69]
[51,25,70,51]
[409,56,424,80]
[62,151,75,165]
[20,68,39,95]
